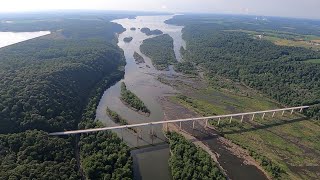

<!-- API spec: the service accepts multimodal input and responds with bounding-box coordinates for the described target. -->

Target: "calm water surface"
[96,15,185,180]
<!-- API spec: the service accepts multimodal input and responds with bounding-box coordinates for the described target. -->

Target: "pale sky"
[0,0,320,19]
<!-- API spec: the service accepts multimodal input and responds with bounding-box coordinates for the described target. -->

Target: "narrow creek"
[96,15,184,180]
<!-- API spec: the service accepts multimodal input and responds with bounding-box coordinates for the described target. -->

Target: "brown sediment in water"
[133,51,145,64]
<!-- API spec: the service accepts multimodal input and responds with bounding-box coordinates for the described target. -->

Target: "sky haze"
[0,0,319,19]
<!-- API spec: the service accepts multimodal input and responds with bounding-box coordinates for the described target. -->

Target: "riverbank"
[96,15,185,180]
[158,71,320,179]
[159,96,269,179]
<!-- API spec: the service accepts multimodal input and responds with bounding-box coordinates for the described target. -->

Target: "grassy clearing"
[226,29,320,51]
[170,83,320,179]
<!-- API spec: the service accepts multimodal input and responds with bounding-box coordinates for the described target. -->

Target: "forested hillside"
[167,15,320,119]
[0,14,132,179]
[140,34,176,70]
[0,39,124,133]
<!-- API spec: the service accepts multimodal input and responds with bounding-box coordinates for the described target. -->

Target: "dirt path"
[160,96,270,180]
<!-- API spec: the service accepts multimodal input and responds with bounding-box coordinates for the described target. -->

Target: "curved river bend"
[96,15,185,180]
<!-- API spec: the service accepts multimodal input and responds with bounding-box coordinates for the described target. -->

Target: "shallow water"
[95,15,185,180]
[0,31,51,48]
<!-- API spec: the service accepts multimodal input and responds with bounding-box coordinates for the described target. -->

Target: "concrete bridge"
[50,106,309,136]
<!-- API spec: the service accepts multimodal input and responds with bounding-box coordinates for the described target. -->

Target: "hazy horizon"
[0,0,319,20]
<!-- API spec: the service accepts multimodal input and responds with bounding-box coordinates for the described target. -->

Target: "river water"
[0,31,51,48]
[96,15,185,180]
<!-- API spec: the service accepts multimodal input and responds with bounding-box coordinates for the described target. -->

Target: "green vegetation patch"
[174,61,197,75]
[133,51,145,64]
[79,127,132,180]
[140,27,163,36]
[123,37,133,43]
[140,34,177,70]
[167,132,226,180]
[106,107,128,126]
[304,59,320,64]
[120,82,150,114]
[0,130,79,179]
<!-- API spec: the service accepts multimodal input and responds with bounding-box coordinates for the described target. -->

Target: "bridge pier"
[179,122,182,130]
[272,111,276,117]
[229,116,233,124]
[290,109,294,114]
[192,121,195,129]
[300,108,303,112]
[151,125,154,136]
[241,115,244,123]
[205,119,208,128]
[262,113,266,119]
[251,114,255,121]
[149,124,155,145]
[136,132,139,146]
[218,118,221,125]
[282,110,285,116]
[121,128,123,141]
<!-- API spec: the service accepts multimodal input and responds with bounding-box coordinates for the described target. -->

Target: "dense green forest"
[140,34,177,70]
[167,15,320,119]
[167,132,226,180]
[140,27,163,36]
[0,12,139,42]
[120,82,150,114]
[0,130,79,179]
[165,14,320,36]
[174,61,197,75]
[0,14,133,179]
[0,39,125,133]
[79,120,132,180]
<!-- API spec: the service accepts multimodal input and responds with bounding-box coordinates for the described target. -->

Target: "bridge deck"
[49,106,309,136]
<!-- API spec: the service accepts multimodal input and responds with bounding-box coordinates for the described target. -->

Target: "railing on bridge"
[49,106,309,136]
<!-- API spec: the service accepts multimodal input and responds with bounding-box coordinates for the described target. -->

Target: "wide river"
[96,15,185,180]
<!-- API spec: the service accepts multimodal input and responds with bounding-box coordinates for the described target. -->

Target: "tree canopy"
[167,132,226,180]
[0,14,133,179]
[167,15,320,119]
[140,34,177,70]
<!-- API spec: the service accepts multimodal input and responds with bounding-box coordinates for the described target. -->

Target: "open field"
[225,29,320,51]
[161,74,320,179]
